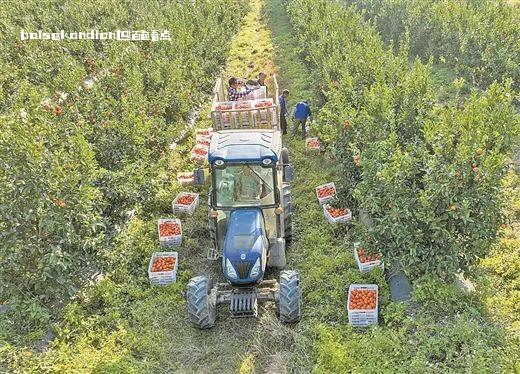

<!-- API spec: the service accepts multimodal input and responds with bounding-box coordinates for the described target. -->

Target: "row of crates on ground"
[150,192,200,285]
[149,126,213,285]
[309,143,382,327]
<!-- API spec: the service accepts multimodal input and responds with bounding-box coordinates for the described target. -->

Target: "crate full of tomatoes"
[195,127,213,143]
[172,192,199,215]
[305,137,322,151]
[190,145,209,164]
[233,100,254,127]
[148,252,178,285]
[353,242,384,273]
[323,204,352,223]
[211,102,234,129]
[347,284,378,327]
[253,98,278,127]
[177,171,195,186]
[157,218,182,246]
[315,182,336,205]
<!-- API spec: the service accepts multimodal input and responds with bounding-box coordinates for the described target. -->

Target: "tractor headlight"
[249,258,262,278]
[225,258,238,279]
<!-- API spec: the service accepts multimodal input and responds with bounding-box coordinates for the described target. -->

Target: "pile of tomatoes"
[196,139,210,147]
[306,139,321,148]
[357,248,382,263]
[235,102,251,110]
[176,194,196,206]
[159,222,181,237]
[349,289,377,310]
[326,205,349,218]
[192,147,208,156]
[317,185,336,199]
[254,100,272,108]
[215,104,232,111]
[151,256,176,272]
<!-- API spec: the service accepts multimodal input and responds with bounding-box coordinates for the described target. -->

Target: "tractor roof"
[208,130,282,164]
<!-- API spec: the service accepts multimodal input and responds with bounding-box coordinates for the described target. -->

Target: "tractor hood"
[222,208,267,284]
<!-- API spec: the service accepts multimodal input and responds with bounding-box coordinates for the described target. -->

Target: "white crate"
[315,182,337,205]
[195,127,213,138]
[172,192,199,215]
[347,284,378,327]
[148,251,178,285]
[233,100,254,127]
[253,98,278,127]
[245,86,267,100]
[190,145,208,164]
[353,242,384,273]
[305,137,321,150]
[323,204,352,223]
[157,218,182,247]
[196,137,211,148]
[211,102,234,129]
[177,171,195,186]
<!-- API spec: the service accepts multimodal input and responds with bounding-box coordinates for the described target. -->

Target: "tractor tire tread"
[278,270,301,323]
[187,276,216,329]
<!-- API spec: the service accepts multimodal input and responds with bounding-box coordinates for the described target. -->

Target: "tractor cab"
[186,76,301,328]
[207,130,289,266]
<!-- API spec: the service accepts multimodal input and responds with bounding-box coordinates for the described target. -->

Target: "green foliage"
[287,0,520,280]
[348,0,520,92]
[0,0,245,307]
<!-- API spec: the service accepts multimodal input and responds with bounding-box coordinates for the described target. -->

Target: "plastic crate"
[196,138,211,147]
[305,137,321,150]
[157,218,182,247]
[190,145,208,164]
[211,102,234,129]
[353,242,384,273]
[195,127,213,138]
[315,182,337,205]
[323,204,352,223]
[233,100,254,127]
[148,251,178,285]
[347,284,378,327]
[177,171,195,186]
[253,98,278,127]
[245,86,267,100]
[172,192,199,215]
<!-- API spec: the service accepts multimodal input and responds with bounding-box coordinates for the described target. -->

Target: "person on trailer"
[279,89,290,135]
[227,77,259,101]
[253,72,268,96]
[291,100,312,139]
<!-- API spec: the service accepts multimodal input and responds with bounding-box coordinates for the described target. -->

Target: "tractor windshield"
[214,164,276,208]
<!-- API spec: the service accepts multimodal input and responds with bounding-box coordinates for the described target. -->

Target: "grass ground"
[1,0,518,372]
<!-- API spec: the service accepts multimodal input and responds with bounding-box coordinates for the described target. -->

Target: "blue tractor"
[186,128,301,328]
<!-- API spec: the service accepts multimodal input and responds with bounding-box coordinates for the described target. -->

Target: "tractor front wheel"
[278,270,301,323]
[187,276,216,329]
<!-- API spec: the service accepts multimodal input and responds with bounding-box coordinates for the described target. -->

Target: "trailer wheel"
[283,184,293,244]
[187,276,216,329]
[278,270,301,323]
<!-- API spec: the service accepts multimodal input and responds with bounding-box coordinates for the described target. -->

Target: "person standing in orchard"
[291,100,312,139]
[278,89,290,135]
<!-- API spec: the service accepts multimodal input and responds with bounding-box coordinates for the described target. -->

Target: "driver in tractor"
[234,166,263,201]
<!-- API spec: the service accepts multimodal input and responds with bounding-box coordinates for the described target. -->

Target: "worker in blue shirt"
[291,100,312,139]
[278,89,290,135]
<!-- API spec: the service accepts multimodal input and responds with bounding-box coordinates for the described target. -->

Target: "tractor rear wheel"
[283,184,293,244]
[278,270,301,323]
[187,276,216,329]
